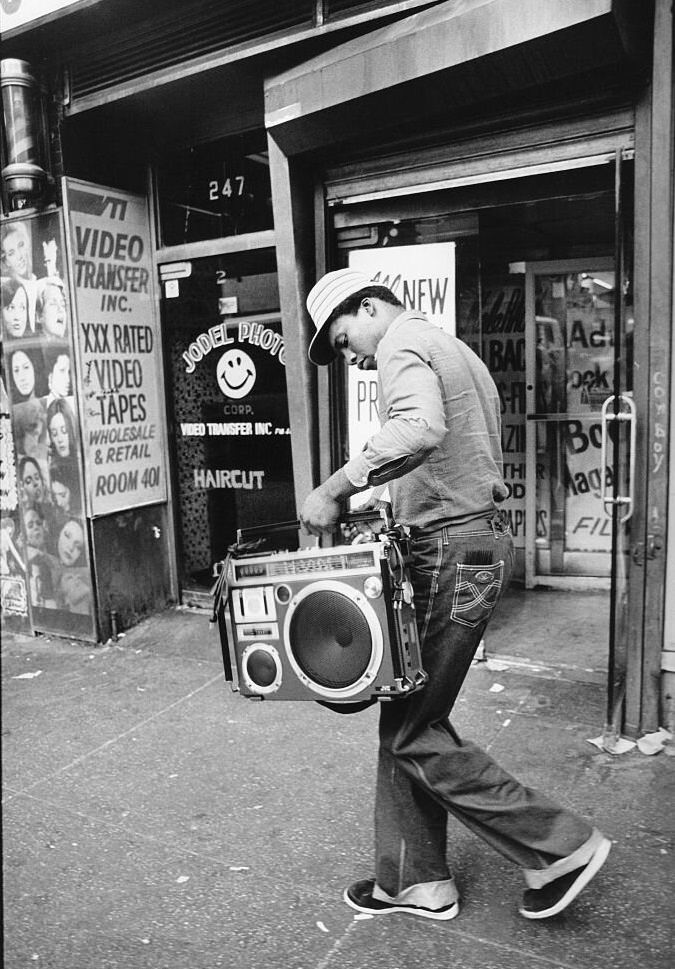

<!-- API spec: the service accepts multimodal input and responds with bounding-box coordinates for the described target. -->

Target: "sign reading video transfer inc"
[64,180,167,516]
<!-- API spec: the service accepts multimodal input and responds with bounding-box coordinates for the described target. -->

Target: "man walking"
[300,268,611,921]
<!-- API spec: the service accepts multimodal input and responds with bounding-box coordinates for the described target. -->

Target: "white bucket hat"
[306,268,374,365]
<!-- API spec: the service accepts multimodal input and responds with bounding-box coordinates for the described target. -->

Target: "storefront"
[1,181,175,641]
[1,0,672,737]
[2,0,414,632]
[263,0,673,738]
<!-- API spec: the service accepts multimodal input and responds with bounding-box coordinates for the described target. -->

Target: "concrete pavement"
[2,607,674,969]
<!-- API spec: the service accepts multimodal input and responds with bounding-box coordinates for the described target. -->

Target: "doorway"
[158,249,297,605]
[328,160,634,683]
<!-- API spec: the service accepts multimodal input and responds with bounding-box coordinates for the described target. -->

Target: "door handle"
[600,394,636,523]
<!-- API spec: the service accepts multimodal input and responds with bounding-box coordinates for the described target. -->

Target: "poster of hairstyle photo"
[1,212,66,335]
[3,211,95,639]
[1,381,32,631]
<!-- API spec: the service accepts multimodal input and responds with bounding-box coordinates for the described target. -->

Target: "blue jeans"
[373,512,599,907]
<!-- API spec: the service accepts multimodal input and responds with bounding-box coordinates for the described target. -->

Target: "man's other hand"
[300,486,342,535]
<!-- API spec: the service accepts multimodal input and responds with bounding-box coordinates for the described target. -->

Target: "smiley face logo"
[216,349,257,399]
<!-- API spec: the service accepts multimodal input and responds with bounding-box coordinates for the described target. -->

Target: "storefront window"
[156,130,273,246]
[160,250,295,592]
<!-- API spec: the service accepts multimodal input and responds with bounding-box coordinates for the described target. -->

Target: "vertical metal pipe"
[604,147,625,742]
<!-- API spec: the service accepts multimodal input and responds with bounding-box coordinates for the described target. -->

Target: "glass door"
[159,250,297,603]
[525,257,616,585]
[524,153,635,743]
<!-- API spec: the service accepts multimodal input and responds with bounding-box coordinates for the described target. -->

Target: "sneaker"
[343,879,460,921]
[519,837,612,919]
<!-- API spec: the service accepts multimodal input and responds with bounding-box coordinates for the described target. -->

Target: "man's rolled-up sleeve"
[343,337,446,489]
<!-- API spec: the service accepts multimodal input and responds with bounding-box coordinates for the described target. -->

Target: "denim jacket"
[343,310,508,530]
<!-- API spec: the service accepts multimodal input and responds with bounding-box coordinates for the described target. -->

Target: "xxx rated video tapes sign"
[63,179,168,517]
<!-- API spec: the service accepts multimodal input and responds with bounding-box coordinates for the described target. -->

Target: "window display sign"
[174,313,295,577]
[161,249,291,590]
[347,243,456,503]
[532,269,615,572]
[481,278,526,548]
[63,179,168,517]
[1,209,96,639]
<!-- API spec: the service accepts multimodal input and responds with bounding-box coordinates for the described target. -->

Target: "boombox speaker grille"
[288,590,373,689]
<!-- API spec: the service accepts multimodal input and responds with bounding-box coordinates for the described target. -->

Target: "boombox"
[212,517,427,705]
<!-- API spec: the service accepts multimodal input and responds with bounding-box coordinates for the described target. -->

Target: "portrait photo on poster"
[12,396,47,453]
[2,276,31,340]
[42,345,73,405]
[7,346,48,404]
[1,506,29,621]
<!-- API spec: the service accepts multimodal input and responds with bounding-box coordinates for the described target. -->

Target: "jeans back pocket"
[450,560,504,628]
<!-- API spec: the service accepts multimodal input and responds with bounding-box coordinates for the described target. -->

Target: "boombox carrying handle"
[235,508,392,545]
[235,519,302,543]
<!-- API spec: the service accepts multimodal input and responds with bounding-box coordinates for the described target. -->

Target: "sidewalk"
[2,607,674,969]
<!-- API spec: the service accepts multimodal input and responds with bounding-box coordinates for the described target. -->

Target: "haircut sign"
[64,180,167,516]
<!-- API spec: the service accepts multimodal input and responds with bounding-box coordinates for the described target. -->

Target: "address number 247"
[209,176,245,200]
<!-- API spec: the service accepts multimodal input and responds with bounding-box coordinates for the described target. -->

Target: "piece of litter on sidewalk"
[502,718,511,727]
[489,683,505,693]
[587,735,636,754]
[636,728,672,756]
[316,921,329,933]
[175,875,190,884]
[12,670,42,679]
[486,659,510,672]
[229,866,250,872]
[140,939,150,945]
[353,913,374,920]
